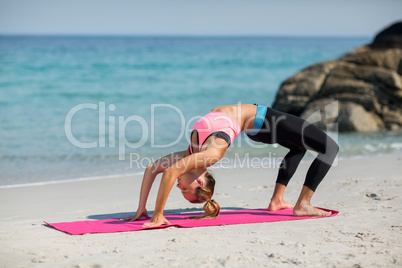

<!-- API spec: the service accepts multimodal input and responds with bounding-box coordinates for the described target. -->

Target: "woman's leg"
[294,186,331,216]
[276,144,307,187]
[268,183,294,211]
[248,106,338,214]
[300,124,339,191]
[268,108,339,215]
[293,124,339,216]
[268,144,306,211]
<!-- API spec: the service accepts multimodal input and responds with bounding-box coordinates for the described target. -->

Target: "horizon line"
[0,33,373,39]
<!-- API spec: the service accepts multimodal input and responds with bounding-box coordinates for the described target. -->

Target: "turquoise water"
[1,36,401,186]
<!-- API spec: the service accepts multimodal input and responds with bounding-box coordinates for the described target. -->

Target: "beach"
[1,153,401,267]
[1,4,402,268]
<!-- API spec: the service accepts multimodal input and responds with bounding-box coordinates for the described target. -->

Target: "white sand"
[1,154,401,267]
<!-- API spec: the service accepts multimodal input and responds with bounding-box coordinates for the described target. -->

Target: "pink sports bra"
[189,111,242,154]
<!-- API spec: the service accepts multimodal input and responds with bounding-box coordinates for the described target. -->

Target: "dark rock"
[272,61,337,115]
[342,47,402,75]
[371,22,402,48]
[272,22,402,132]
[337,102,384,132]
[299,99,339,131]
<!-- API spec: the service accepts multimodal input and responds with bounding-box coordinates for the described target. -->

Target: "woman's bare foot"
[293,186,331,217]
[293,204,331,217]
[268,199,294,211]
[268,183,293,211]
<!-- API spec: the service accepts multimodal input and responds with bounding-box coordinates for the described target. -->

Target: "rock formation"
[272,22,402,132]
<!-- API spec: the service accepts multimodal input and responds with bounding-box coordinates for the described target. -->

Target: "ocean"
[1,35,401,186]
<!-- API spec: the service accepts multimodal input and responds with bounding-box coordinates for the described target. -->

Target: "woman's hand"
[120,207,150,221]
[142,214,170,227]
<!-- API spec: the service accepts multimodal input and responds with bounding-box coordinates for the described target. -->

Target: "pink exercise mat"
[45,208,339,235]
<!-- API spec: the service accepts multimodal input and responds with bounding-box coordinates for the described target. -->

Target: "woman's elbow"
[163,166,176,176]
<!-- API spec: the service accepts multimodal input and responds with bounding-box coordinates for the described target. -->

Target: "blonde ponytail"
[187,171,221,220]
[202,199,220,219]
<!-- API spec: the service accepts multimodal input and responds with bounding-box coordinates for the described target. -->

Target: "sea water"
[1,36,401,186]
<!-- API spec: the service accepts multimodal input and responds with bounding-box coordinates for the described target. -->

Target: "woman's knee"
[319,137,339,164]
[327,138,339,157]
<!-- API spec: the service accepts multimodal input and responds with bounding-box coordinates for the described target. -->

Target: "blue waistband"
[246,104,267,136]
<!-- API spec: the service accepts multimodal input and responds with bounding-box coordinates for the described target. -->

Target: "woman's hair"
[187,171,221,219]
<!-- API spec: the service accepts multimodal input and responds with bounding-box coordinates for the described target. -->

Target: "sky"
[0,0,401,37]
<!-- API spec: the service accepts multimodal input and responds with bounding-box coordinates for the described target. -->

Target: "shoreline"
[1,153,401,267]
[1,151,401,189]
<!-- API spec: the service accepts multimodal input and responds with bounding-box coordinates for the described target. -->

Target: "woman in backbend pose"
[123,104,339,227]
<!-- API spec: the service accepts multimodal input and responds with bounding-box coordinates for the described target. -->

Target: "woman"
[123,103,339,227]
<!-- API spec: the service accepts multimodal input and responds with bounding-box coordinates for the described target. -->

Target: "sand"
[1,154,401,268]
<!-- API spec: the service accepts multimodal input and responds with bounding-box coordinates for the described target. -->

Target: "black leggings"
[247,107,339,191]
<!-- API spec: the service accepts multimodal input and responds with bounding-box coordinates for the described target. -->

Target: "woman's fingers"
[122,216,171,227]
[120,212,151,221]
[142,222,156,227]
[142,218,170,227]
[120,210,153,222]
[120,216,136,221]
[142,221,167,227]
[120,214,142,221]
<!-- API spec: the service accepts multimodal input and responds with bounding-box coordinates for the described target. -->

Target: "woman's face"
[176,169,206,202]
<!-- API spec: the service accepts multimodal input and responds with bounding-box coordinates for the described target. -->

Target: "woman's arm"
[122,150,188,221]
[137,149,189,209]
[143,148,224,227]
